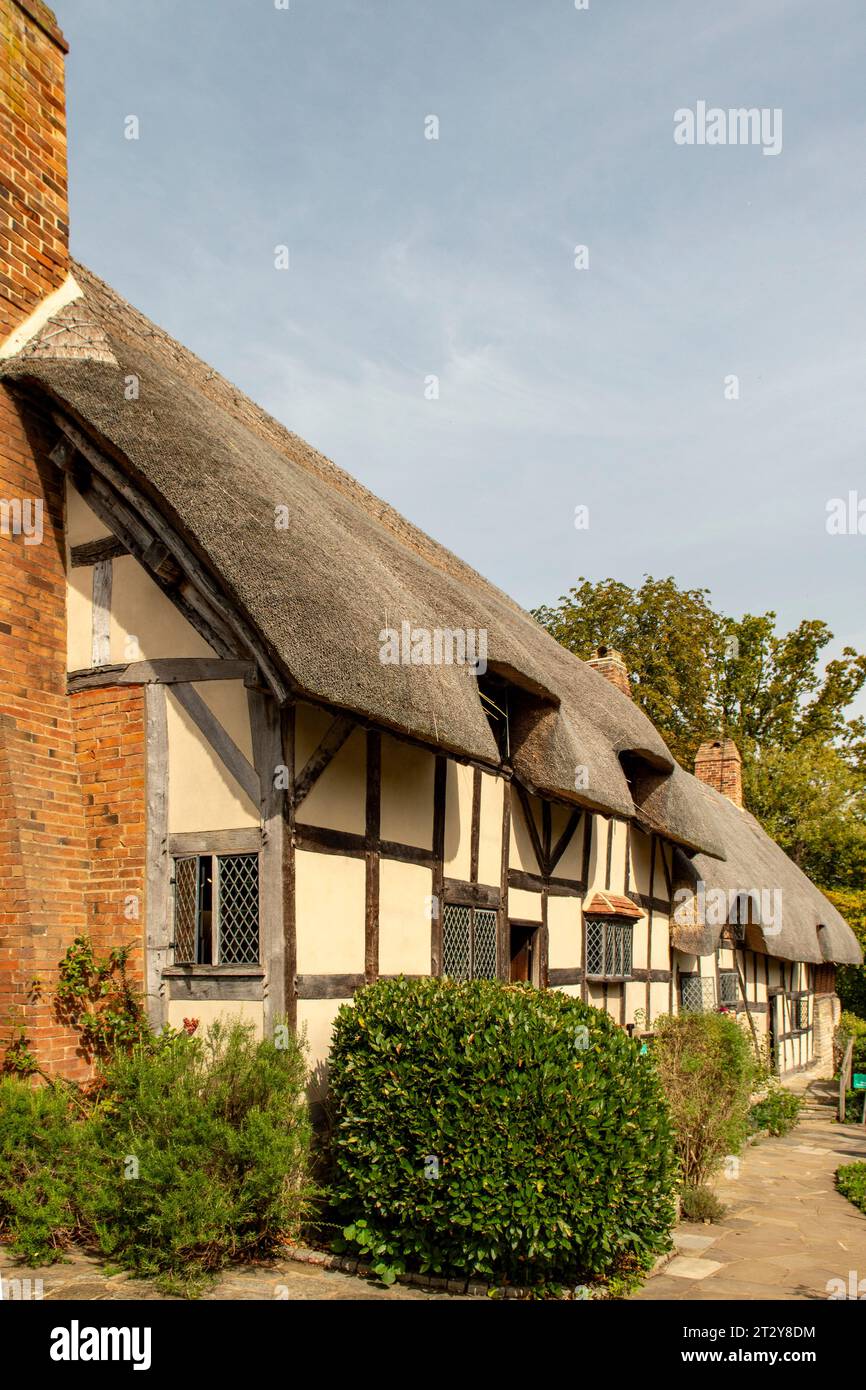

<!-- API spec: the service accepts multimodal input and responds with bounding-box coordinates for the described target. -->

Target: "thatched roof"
[1,262,725,854]
[1,264,862,964]
[670,778,862,965]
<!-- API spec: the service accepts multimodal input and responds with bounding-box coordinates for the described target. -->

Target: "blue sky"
[59,0,866,704]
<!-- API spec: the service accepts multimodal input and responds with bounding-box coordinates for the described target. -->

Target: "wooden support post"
[144,685,170,1029]
[248,687,288,1034]
[365,731,381,985]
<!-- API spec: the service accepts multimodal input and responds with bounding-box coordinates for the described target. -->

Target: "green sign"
[853,1074,866,1091]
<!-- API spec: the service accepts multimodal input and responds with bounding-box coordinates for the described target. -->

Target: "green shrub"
[836,1012,866,1073]
[836,1161,866,1213]
[327,977,677,1288]
[0,1021,317,1295]
[749,1083,803,1137]
[652,1011,762,1188]
[0,1078,80,1263]
[680,1185,727,1224]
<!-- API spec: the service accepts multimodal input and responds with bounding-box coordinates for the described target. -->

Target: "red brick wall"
[71,684,146,986]
[0,393,93,1076]
[0,0,69,337]
[0,4,148,1078]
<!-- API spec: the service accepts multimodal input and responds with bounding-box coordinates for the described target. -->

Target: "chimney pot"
[587,646,632,699]
[695,737,744,808]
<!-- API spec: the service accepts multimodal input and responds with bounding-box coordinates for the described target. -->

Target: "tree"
[533,575,866,889]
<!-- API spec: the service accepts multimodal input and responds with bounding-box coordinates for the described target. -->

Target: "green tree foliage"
[533,576,866,888]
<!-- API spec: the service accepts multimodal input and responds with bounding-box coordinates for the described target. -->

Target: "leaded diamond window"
[585,918,633,980]
[793,995,809,1032]
[442,904,497,980]
[172,852,259,966]
[681,974,716,1012]
[719,970,738,1006]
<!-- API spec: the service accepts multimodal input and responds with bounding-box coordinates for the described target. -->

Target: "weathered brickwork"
[0,0,68,336]
[0,2,148,1077]
[71,684,146,985]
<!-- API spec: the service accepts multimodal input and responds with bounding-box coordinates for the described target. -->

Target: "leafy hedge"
[749,1083,802,1137]
[327,977,677,1287]
[0,1021,316,1295]
[836,1161,866,1214]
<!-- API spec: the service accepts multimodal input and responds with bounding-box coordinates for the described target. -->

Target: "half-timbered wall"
[59,479,828,1085]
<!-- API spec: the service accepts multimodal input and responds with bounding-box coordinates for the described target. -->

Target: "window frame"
[718,969,738,1007]
[171,849,261,968]
[680,973,717,1013]
[585,916,634,983]
[441,901,498,981]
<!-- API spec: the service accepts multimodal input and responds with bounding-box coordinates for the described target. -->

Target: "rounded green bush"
[327,977,677,1286]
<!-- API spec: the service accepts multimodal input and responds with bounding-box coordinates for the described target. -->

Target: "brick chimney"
[695,738,743,808]
[587,645,631,698]
[0,0,69,338]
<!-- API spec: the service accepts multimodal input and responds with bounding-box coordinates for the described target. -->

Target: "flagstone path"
[632,1079,866,1301]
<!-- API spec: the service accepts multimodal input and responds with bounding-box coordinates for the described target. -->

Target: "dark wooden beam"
[169,828,261,856]
[171,681,259,805]
[470,768,481,885]
[71,534,128,567]
[431,756,446,977]
[293,715,354,808]
[68,657,257,693]
[548,808,580,876]
[296,974,365,1000]
[442,878,499,909]
[52,415,290,700]
[514,783,547,878]
[365,731,381,984]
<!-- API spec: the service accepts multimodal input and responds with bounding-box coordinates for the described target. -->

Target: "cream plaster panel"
[297,999,346,1084]
[586,983,605,1009]
[555,984,582,998]
[110,555,214,663]
[547,894,579,970]
[166,1000,263,1040]
[586,816,608,891]
[624,980,645,1025]
[508,887,543,923]
[295,850,366,975]
[166,687,258,833]
[477,773,504,887]
[651,914,671,970]
[649,982,670,1027]
[444,761,473,881]
[378,860,433,976]
[509,795,540,873]
[629,828,652,896]
[379,736,434,849]
[190,681,253,763]
[608,819,626,893]
[295,703,334,769]
[67,566,92,670]
[632,919,649,971]
[66,482,107,548]
[296,728,366,836]
[549,805,584,880]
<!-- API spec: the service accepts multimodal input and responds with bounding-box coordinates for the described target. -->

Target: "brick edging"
[284,1242,670,1299]
[12,0,69,52]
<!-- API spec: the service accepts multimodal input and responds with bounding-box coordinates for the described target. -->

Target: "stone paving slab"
[632,1097,866,1302]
